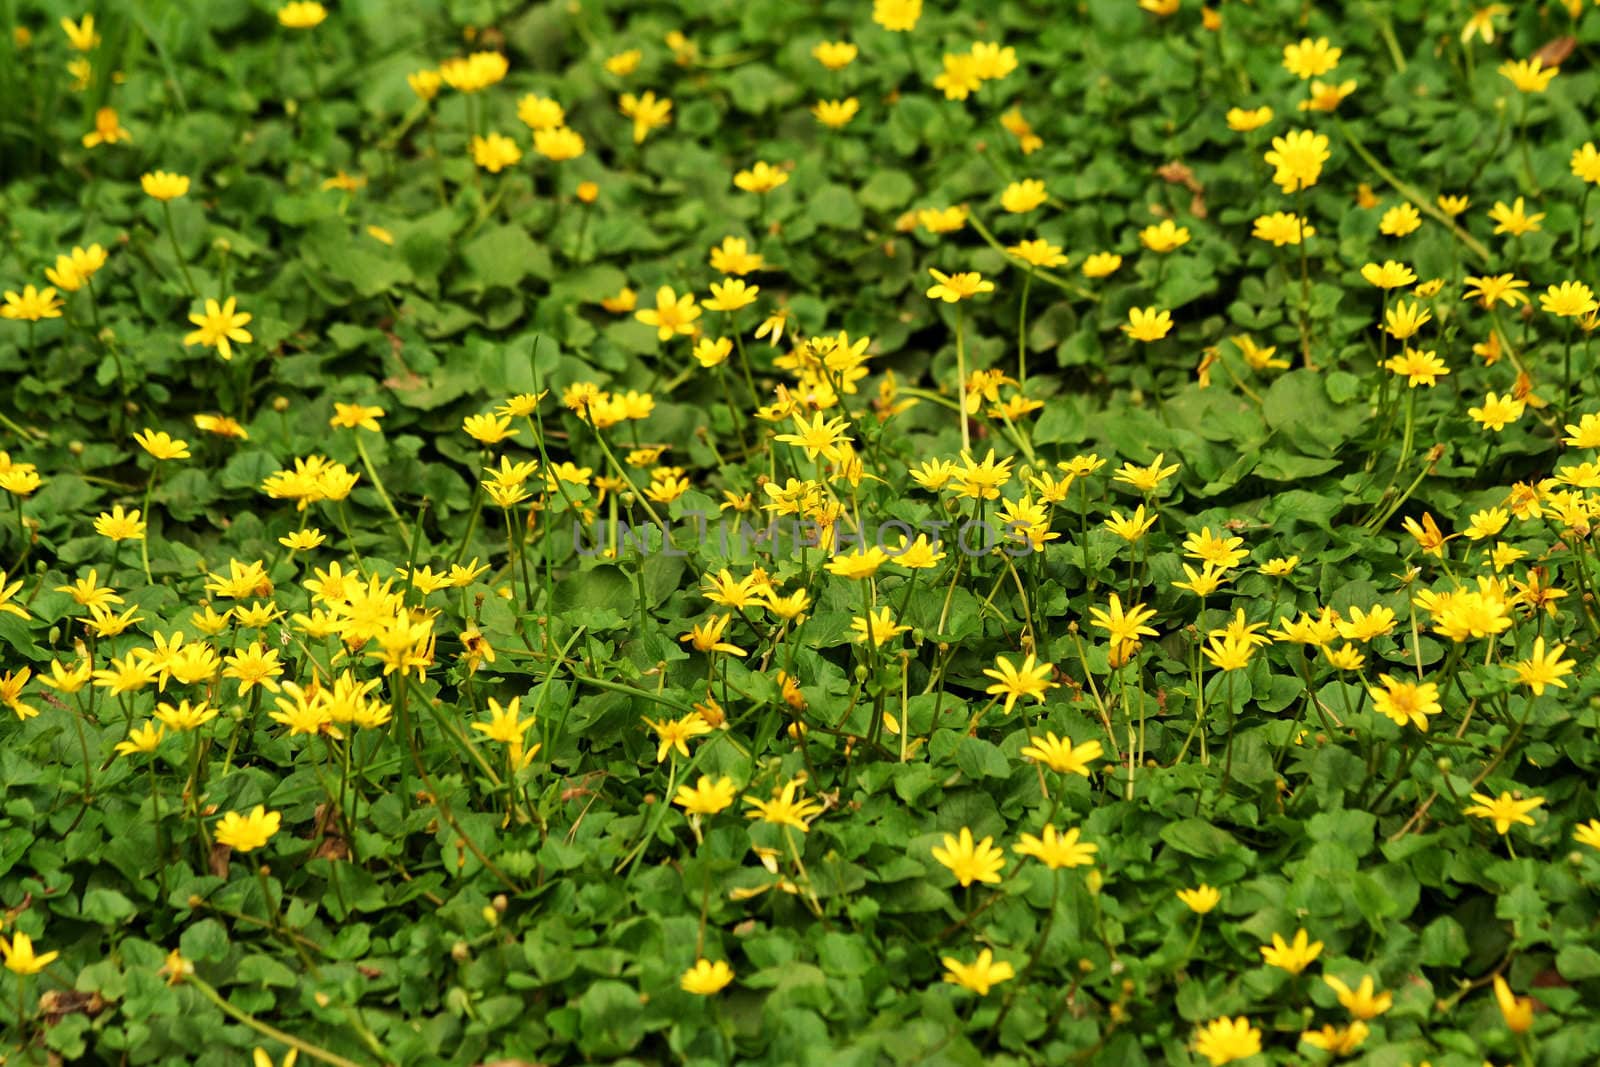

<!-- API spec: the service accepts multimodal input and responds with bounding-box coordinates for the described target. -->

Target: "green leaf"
[460,224,553,290]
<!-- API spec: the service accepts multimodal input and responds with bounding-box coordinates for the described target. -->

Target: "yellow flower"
[1492,975,1535,1033]
[1324,974,1393,1019]
[643,713,713,764]
[533,126,585,161]
[1,285,64,322]
[1488,197,1543,236]
[1081,252,1122,278]
[1,931,60,976]
[1282,37,1341,79]
[680,959,735,995]
[407,69,442,101]
[604,48,641,76]
[516,94,564,131]
[1001,179,1049,214]
[214,805,282,852]
[1252,211,1313,246]
[1182,527,1247,569]
[94,505,145,541]
[1018,732,1102,776]
[812,98,860,128]
[1012,825,1097,870]
[1540,281,1599,318]
[743,777,825,831]
[982,654,1056,713]
[1263,128,1330,194]
[1173,562,1229,596]
[1383,299,1431,340]
[925,269,993,302]
[81,106,130,148]
[1300,78,1356,112]
[873,0,922,32]
[1464,790,1544,834]
[193,413,249,439]
[133,428,191,461]
[1140,219,1190,252]
[709,236,763,276]
[1384,348,1449,387]
[1368,674,1443,730]
[472,697,539,768]
[0,668,38,720]
[679,615,745,657]
[154,699,219,732]
[1379,202,1421,236]
[705,277,759,313]
[1194,1016,1261,1066]
[1202,634,1254,671]
[1259,928,1323,974]
[277,2,327,29]
[734,161,788,193]
[1007,238,1068,268]
[611,89,672,144]
[674,775,737,816]
[470,133,522,173]
[59,15,99,51]
[1511,637,1574,695]
[1499,56,1558,93]
[635,285,701,341]
[1468,391,1524,432]
[462,413,517,444]
[183,297,253,361]
[330,402,384,432]
[850,606,910,646]
[941,949,1014,996]
[693,337,732,368]
[140,170,190,200]
[931,827,1005,886]
[1225,105,1273,132]
[1113,452,1180,492]
[1000,107,1043,153]
[1573,142,1600,184]
[1462,5,1509,44]
[438,51,508,93]
[1573,819,1600,850]
[1463,273,1529,308]
[1122,306,1173,342]
[43,244,105,292]
[812,40,858,70]
[915,206,968,235]
[1089,593,1159,651]
[1176,885,1221,914]
[1300,1022,1369,1055]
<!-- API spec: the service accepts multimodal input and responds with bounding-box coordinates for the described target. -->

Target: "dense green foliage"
[3,1,1600,1064]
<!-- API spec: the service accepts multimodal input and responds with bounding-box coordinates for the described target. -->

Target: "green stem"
[160,200,199,297]
[353,435,409,542]
[1017,271,1033,389]
[140,466,159,583]
[1334,117,1491,264]
[183,974,367,1067]
[954,306,969,453]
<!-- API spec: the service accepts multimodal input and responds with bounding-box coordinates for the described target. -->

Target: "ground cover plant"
[3,0,1600,1063]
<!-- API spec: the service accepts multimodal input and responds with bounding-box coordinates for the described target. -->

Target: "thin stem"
[353,435,409,542]
[1017,271,1033,389]
[160,200,199,297]
[183,974,366,1067]
[954,306,970,453]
